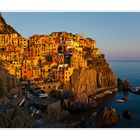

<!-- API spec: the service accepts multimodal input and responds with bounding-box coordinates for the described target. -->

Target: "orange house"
[22,66,32,80]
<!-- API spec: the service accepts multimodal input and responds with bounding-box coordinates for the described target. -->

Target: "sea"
[71,61,140,128]
[101,61,140,128]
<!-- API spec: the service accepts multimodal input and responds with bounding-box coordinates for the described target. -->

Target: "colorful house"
[21,66,32,80]
[64,66,74,84]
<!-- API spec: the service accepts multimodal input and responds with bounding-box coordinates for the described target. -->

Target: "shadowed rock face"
[0,65,31,128]
[65,56,117,102]
[0,13,20,35]
[94,107,119,127]
[0,65,21,103]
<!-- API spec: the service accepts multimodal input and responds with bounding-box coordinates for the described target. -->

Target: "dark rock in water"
[94,107,120,127]
[118,79,131,91]
[117,78,123,90]
[79,107,120,128]
[123,110,133,119]
[123,80,131,91]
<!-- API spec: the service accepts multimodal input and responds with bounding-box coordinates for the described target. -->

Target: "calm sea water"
[103,61,140,128]
[71,61,140,128]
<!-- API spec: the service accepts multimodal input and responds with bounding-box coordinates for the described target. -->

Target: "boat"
[131,86,140,94]
[27,93,34,99]
[116,99,124,103]
[38,90,49,98]
[112,88,118,92]
[121,96,129,101]
[39,93,48,98]
[19,98,26,107]
[104,90,112,94]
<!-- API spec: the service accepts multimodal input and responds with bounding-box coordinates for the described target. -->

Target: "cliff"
[65,53,117,102]
[0,13,20,35]
[0,64,31,127]
[0,63,22,103]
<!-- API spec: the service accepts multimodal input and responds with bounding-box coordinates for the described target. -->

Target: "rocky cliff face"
[0,13,20,35]
[0,64,31,127]
[0,64,21,104]
[65,55,117,102]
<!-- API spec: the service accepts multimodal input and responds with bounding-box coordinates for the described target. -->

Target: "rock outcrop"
[0,64,31,127]
[118,79,131,91]
[79,107,119,128]
[0,64,22,104]
[123,110,133,119]
[65,55,117,102]
[94,107,120,127]
[0,106,31,128]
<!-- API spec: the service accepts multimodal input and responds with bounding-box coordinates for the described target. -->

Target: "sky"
[2,12,140,61]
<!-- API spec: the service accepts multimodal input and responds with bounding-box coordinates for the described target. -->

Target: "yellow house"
[79,39,85,46]
[75,47,83,52]
[44,62,57,72]
[9,66,16,76]
[70,53,87,69]
[18,37,29,48]
[39,68,46,79]
[23,58,38,66]
[13,38,19,46]
[73,42,79,47]
[12,60,22,68]
[92,40,96,49]
[42,61,57,79]
[50,62,57,69]
[7,51,20,61]
[31,66,40,80]
[10,33,18,38]
[15,69,21,79]
[64,66,74,84]
[1,53,6,61]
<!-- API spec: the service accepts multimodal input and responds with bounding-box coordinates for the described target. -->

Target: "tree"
[58,45,63,53]
[46,55,52,62]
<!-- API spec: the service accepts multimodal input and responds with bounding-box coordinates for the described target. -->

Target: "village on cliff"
[0,32,101,92]
[0,13,122,127]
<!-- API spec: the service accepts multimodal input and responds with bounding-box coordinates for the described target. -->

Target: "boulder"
[94,107,119,127]
[123,110,133,119]
[47,101,69,120]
